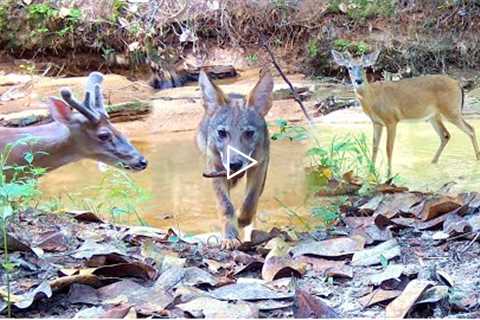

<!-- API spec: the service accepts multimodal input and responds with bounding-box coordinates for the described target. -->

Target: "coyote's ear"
[247,69,274,116]
[199,70,226,115]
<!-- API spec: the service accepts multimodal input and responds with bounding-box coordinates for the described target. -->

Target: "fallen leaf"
[204,259,224,274]
[291,236,364,258]
[467,214,480,231]
[358,289,402,307]
[420,195,463,221]
[262,256,304,281]
[74,304,132,318]
[73,239,127,260]
[69,210,104,223]
[98,280,173,315]
[295,256,353,279]
[0,232,31,252]
[293,287,339,318]
[416,285,449,305]
[67,284,100,305]
[417,212,454,230]
[443,213,472,235]
[36,231,68,252]
[376,183,409,193]
[211,282,293,301]
[351,239,401,266]
[374,192,423,219]
[155,266,218,291]
[436,270,454,287]
[385,279,433,318]
[177,297,258,318]
[369,264,405,286]
[12,281,52,309]
[92,262,157,281]
[50,274,104,292]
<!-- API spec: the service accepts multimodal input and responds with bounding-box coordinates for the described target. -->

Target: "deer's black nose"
[355,79,363,85]
[229,160,243,172]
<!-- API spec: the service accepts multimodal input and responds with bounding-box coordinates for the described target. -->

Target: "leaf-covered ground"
[1,184,480,318]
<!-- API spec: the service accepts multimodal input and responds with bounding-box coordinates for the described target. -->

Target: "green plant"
[270,118,309,142]
[271,120,385,196]
[67,167,151,225]
[329,0,396,20]
[307,39,320,58]
[0,137,44,317]
[246,54,258,64]
[310,196,347,227]
[333,39,369,55]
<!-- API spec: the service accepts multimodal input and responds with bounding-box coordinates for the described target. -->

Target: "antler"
[60,72,107,123]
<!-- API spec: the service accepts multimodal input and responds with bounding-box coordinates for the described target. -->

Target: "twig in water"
[260,37,313,124]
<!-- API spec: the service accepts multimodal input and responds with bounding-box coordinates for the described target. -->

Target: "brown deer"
[332,49,479,176]
[0,72,147,175]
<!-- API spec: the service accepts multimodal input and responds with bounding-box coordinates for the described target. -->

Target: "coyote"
[196,69,274,249]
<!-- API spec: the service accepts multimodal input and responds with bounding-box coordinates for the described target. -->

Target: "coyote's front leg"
[237,161,268,241]
[212,177,241,250]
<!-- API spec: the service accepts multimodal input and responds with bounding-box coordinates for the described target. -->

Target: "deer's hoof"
[220,238,241,250]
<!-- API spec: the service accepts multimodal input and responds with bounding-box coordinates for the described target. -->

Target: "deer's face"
[68,114,147,171]
[346,61,368,89]
[48,71,147,171]
[331,50,380,90]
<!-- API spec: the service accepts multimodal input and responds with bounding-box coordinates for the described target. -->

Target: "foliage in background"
[0,0,479,75]
[328,0,396,20]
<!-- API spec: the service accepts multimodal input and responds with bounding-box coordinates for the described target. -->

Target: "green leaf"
[380,254,389,268]
[24,152,34,164]
[0,205,13,220]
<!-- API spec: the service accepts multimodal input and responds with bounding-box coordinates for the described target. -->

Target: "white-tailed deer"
[332,49,480,176]
[0,72,147,175]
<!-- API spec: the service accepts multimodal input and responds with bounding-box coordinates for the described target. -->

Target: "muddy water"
[39,111,480,234]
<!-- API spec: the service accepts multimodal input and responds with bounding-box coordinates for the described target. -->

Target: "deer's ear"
[247,69,274,116]
[362,50,380,67]
[48,97,72,124]
[199,70,226,115]
[331,50,352,66]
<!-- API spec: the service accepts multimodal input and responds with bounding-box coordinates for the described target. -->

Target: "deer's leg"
[430,116,451,163]
[372,122,383,164]
[212,177,240,250]
[385,123,397,177]
[237,160,268,242]
[448,117,480,160]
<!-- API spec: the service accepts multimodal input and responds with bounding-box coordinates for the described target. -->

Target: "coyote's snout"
[196,69,274,249]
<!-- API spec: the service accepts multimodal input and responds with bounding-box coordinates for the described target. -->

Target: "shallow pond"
[39,108,480,234]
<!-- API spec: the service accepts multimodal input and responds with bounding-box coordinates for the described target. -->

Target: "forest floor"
[1,184,480,318]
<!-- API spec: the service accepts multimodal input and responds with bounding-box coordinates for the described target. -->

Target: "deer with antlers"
[0,72,148,175]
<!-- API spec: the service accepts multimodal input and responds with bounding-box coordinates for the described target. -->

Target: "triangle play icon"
[226,145,258,180]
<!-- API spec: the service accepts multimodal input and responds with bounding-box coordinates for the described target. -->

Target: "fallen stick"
[261,39,313,124]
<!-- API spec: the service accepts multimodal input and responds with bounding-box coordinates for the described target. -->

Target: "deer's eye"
[217,129,228,139]
[244,130,255,138]
[98,132,111,141]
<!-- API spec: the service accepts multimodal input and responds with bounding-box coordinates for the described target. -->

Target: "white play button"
[227,145,258,180]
